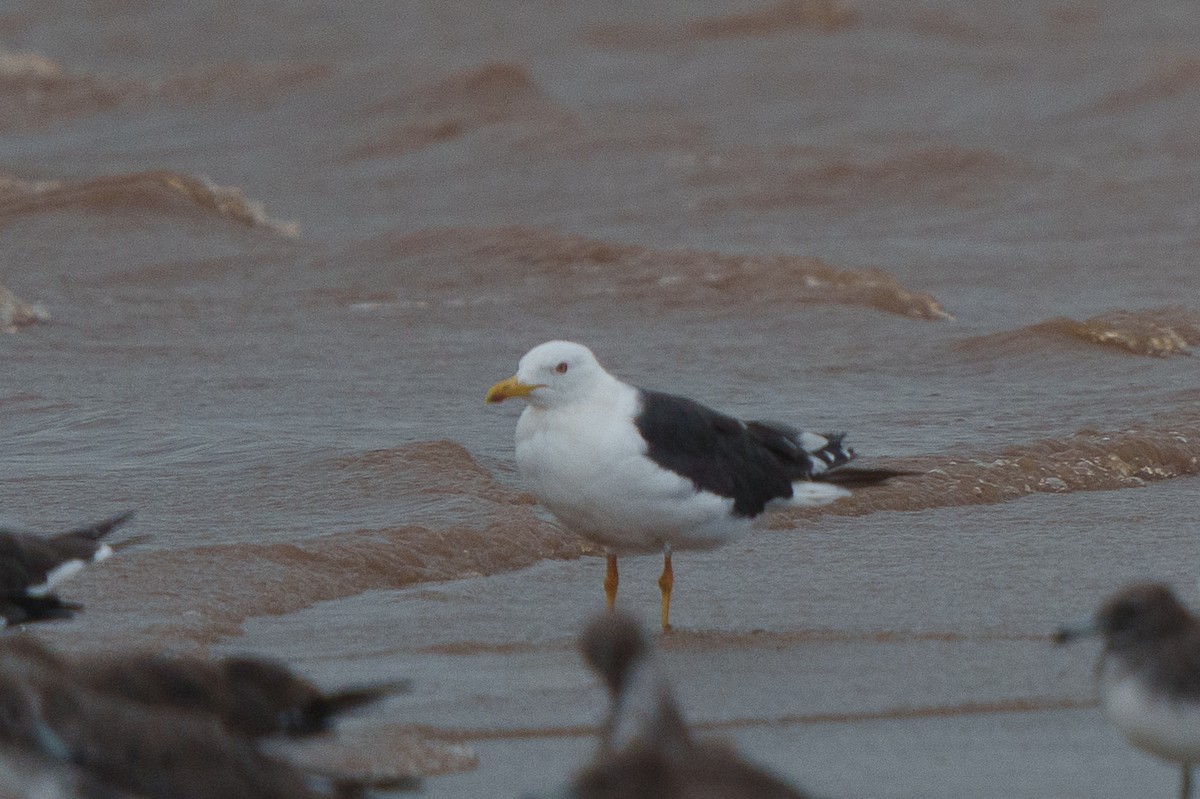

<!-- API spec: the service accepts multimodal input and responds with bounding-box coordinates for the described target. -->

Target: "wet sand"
[219,478,1200,798]
[4,0,1200,795]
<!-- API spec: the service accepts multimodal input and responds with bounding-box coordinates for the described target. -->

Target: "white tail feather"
[789,481,851,507]
[798,432,829,452]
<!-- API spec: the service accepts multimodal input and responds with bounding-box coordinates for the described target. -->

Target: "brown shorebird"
[0,663,319,799]
[74,651,408,738]
[534,611,809,799]
[0,511,135,626]
[1055,583,1200,799]
[0,637,420,797]
[0,635,404,738]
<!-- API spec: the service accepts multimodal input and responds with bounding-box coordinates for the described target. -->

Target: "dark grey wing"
[748,423,912,487]
[745,422,854,473]
[48,511,134,560]
[633,390,800,518]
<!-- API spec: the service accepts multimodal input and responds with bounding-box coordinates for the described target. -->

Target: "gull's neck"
[530,371,630,415]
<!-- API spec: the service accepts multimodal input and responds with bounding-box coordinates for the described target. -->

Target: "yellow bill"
[486,375,541,403]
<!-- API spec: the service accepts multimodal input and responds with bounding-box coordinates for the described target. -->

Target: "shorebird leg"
[658,545,673,632]
[1181,764,1193,799]
[604,553,619,610]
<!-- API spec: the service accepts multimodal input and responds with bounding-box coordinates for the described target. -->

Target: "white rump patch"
[27,559,86,597]
[92,543,114,562]
[789,481,851,507]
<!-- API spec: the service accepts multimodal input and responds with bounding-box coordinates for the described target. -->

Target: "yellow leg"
[658,549,674,632]
[604,553,619,610]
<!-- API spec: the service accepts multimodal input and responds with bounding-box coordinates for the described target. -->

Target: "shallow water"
[3,0,1200,795]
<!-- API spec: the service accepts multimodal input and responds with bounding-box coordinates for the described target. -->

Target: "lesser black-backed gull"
[486,340,906,630]
[1055,583,1200,799]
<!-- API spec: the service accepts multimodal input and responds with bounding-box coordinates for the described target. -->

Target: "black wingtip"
[66,510,136,541]
[110,532,153,552]
[1,595,84,626]
[280,680,413,737]
[317,680,412,720]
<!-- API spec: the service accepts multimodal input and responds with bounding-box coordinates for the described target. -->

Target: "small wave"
[81,418,1200,642]
[1084,58,1200,116]
[113,519,579,644]
[152,61,330,104]
[586,1,856,49]
[901,7,1092,44]
[1045,7,1100,27]
[0,50,62,80]
[330,440,535,505]
[0,48,327,131]
[0,282,49,332]
[0,170,297,236]
[0,48,126,131]
[351,63,571,158]
[958,308,1200,358]
[684,0,857,38]
[101,442,577,643]
[349,226,951,321]
[906,10,992,42]
[740,146,1034,208]
[771,416,1200,522]
[511,110,706,156]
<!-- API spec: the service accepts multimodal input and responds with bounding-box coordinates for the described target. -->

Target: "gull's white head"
[486,340,610,409]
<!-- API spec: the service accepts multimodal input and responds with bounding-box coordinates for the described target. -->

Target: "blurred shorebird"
[0,511,135,626]
[74,651,409,738]
[0,636,420,798]
[1055,583,1200,799]
[529,611,808,799]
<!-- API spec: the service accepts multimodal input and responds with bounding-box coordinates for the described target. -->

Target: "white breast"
[1102,666,1200,764]
[514,383,744,553]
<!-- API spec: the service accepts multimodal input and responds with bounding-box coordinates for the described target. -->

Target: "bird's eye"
[555,362,569,374]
